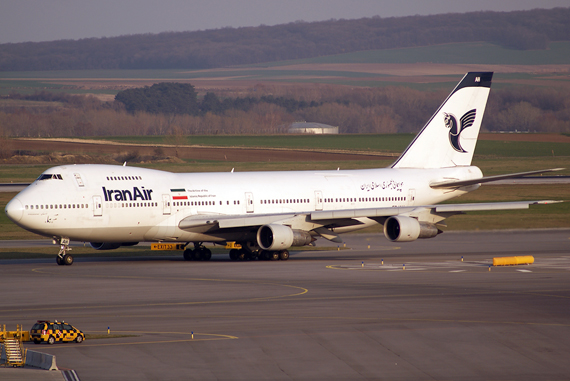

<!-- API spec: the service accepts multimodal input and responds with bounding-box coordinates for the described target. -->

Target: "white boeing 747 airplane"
[4,72,562,265]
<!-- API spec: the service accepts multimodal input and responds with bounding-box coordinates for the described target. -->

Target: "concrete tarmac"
[1,230,569,380]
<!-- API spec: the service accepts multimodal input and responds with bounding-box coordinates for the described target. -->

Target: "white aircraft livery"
[4,72,563,265]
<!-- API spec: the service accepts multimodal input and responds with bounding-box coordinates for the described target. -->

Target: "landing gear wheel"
[192,250,202,261]
[183,249,193,261]
[279,250,289,261]
[229,249,239,261]
[270,252,279,261]
[56,237,72,266]
[260,251,270,261]
[201,248,212,261]
[237,249,246,261]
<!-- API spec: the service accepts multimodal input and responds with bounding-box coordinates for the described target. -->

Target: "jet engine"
[257,224,312,251]
[383,216,440,242]
[90,242,139,250]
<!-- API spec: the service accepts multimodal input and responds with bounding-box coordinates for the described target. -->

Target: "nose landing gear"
[55,237,73,266]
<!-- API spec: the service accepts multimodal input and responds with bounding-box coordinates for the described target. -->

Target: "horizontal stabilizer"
[430,168,565,189]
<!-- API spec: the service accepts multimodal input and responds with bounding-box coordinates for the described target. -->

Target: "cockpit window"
[37,174,63,181]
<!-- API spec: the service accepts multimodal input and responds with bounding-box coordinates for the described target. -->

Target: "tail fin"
[392,72,493,169]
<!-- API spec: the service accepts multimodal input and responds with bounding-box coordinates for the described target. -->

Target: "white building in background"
[287,122,339,134]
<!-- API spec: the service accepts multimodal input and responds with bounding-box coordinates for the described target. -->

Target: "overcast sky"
[1,0,568,44]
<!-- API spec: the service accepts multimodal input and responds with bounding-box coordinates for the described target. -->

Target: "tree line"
[1,84,569,138]
[1,8,569,71]
[114,83,320,115]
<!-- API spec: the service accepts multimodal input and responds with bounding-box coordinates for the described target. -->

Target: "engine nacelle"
[383,216,440,242]
[90,242,139,250]
[257,224,312,251]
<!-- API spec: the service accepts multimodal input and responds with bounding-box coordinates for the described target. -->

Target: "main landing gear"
[183,243,212,261]
[229,248,289,261]
[55,237,74,266]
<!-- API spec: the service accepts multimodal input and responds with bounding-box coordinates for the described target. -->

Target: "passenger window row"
[26,204,87,210]
[261,199,309,204]
[324,196,407,203]
[171,200,241,207]
[106,176,142,181]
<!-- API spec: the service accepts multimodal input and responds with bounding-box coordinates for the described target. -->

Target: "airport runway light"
[461,256,464,262]
[403,264,405,270]
[192,331,194,340]
[361,261,364,268]
[381,259,384,265]
[107,326,110,334]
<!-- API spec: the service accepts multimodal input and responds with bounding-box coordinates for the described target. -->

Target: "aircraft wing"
[310,200,561,220]
[179,200,561,232]
[430,168,564,189]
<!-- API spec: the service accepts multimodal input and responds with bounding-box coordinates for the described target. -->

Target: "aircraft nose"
[5,197,24,223]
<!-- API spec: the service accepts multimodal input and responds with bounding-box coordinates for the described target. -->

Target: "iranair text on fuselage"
[102,186,153,202]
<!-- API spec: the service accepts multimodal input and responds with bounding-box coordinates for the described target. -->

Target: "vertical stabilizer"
[392,72,493,169]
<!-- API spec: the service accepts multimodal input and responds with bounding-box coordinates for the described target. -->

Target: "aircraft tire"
[202,248,212,261]
[183,249,193,261]
[229,249,238,260]
[56,256,64,266]
[279,250,289,261]
[63,254,74,266]
[192,250,202,261]
[270,251,279,261]
[237,249,246,260]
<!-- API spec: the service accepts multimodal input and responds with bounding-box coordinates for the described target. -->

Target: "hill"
[1,8,569,71]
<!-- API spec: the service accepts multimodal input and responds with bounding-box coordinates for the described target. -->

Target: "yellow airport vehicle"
[30,320,85,345]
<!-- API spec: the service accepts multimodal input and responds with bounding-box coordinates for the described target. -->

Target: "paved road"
[1,230,569,380]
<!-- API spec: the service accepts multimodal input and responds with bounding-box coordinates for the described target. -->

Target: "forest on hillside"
[1,83,569,142]
[1,8,569,71]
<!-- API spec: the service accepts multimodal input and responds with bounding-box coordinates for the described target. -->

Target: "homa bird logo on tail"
[444,109,477,153]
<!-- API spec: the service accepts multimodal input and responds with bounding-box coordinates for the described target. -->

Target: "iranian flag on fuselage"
[170,188,188,200]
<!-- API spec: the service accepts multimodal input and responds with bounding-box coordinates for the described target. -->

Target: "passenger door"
[93,196,102,217]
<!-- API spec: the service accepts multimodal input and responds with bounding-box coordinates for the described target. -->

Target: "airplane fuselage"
[7,164,482,243]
